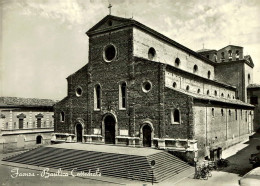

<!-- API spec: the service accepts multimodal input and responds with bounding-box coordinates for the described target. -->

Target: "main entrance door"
[76,124,83,142]
[104,115,115,144]
[143,125,152,147]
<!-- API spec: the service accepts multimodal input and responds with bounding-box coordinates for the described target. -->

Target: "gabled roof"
[87,15,131,33]
[0,97,57,107]
[86,15,216,66]
[244,55,254,67]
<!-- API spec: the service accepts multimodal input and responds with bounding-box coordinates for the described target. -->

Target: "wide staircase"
[2,146,192,183]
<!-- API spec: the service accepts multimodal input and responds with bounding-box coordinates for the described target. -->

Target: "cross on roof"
[108,3,112,15]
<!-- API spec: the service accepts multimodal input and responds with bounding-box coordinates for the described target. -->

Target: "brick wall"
[193,103,254,158]
[164,87,193,139]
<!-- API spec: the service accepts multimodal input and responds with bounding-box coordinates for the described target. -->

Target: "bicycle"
[194,165,209,180]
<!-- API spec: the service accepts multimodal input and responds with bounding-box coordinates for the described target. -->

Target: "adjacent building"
[0,97,56,153]
[247,84,260,131]
[54,15,255,162]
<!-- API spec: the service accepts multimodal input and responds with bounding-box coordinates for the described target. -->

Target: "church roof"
[248,84,260,89]
[0,97,57,108]
[86,15,216,66]
[166,87,254,108]
[197,49,217,53]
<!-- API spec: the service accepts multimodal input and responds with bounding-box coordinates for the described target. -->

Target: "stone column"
[46,112,49,128]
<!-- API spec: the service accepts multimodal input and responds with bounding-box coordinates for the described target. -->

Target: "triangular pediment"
[86,15,132,34]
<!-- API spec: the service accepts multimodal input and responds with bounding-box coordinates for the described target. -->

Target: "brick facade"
[54,15,255,162]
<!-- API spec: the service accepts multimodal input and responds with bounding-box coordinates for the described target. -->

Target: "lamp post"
[151,160,155,185]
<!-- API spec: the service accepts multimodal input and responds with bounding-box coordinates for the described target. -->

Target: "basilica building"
[54,15,255,162]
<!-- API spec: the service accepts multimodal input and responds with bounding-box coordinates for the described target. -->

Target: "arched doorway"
[104,115,115,144]
[143,125,152,147]
[76,124,83,142]
[36,135,42,144]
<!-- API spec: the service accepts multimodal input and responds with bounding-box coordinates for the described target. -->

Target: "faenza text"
[11,168,101,178]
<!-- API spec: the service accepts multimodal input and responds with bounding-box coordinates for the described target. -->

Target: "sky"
[0,0,260,100]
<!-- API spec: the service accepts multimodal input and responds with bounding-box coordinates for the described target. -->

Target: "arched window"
[236,50,239,60]
[221,52,225,61]
[60,111,65,122]
[172,109,180,123]
[235,109,237,120]
[212,108,215,116]
[197,89,201,94]
[208,71,211,79]
[228,50,232,60]
[248,74,251,84]
[17,113,26,129]
[119,82,127,109]
[94,84,101,110]
[186,85,190,91]
[175,58,180,67]
[221,109,224,116]
[229,110,231,116]
[148,47,156,60]
[246,111,247,122]
[214,90,218,96]
[35,113,43,128]
[193,65,198,73]
[221,93,224,98]
[207,90,210,95]
[173,82,177,88]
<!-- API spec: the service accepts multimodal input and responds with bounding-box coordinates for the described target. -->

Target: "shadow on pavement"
[220,132,260,176]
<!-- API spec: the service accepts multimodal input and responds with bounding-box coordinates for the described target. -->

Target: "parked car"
[239,167,260,185]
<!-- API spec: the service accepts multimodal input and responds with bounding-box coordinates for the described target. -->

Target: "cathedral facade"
[54,15,255,162]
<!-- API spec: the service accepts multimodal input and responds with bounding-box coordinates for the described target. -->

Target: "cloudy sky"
[0,0,260,100]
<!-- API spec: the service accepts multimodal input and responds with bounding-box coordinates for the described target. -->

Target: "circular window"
[142,81,152,93]
[148,47,156,60]
[76,87,83,97]
[104,44,116,62]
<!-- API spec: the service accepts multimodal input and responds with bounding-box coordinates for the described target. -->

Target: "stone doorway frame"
[75,121,84,143]
[102,112,118,144]
[140,121,154,147]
